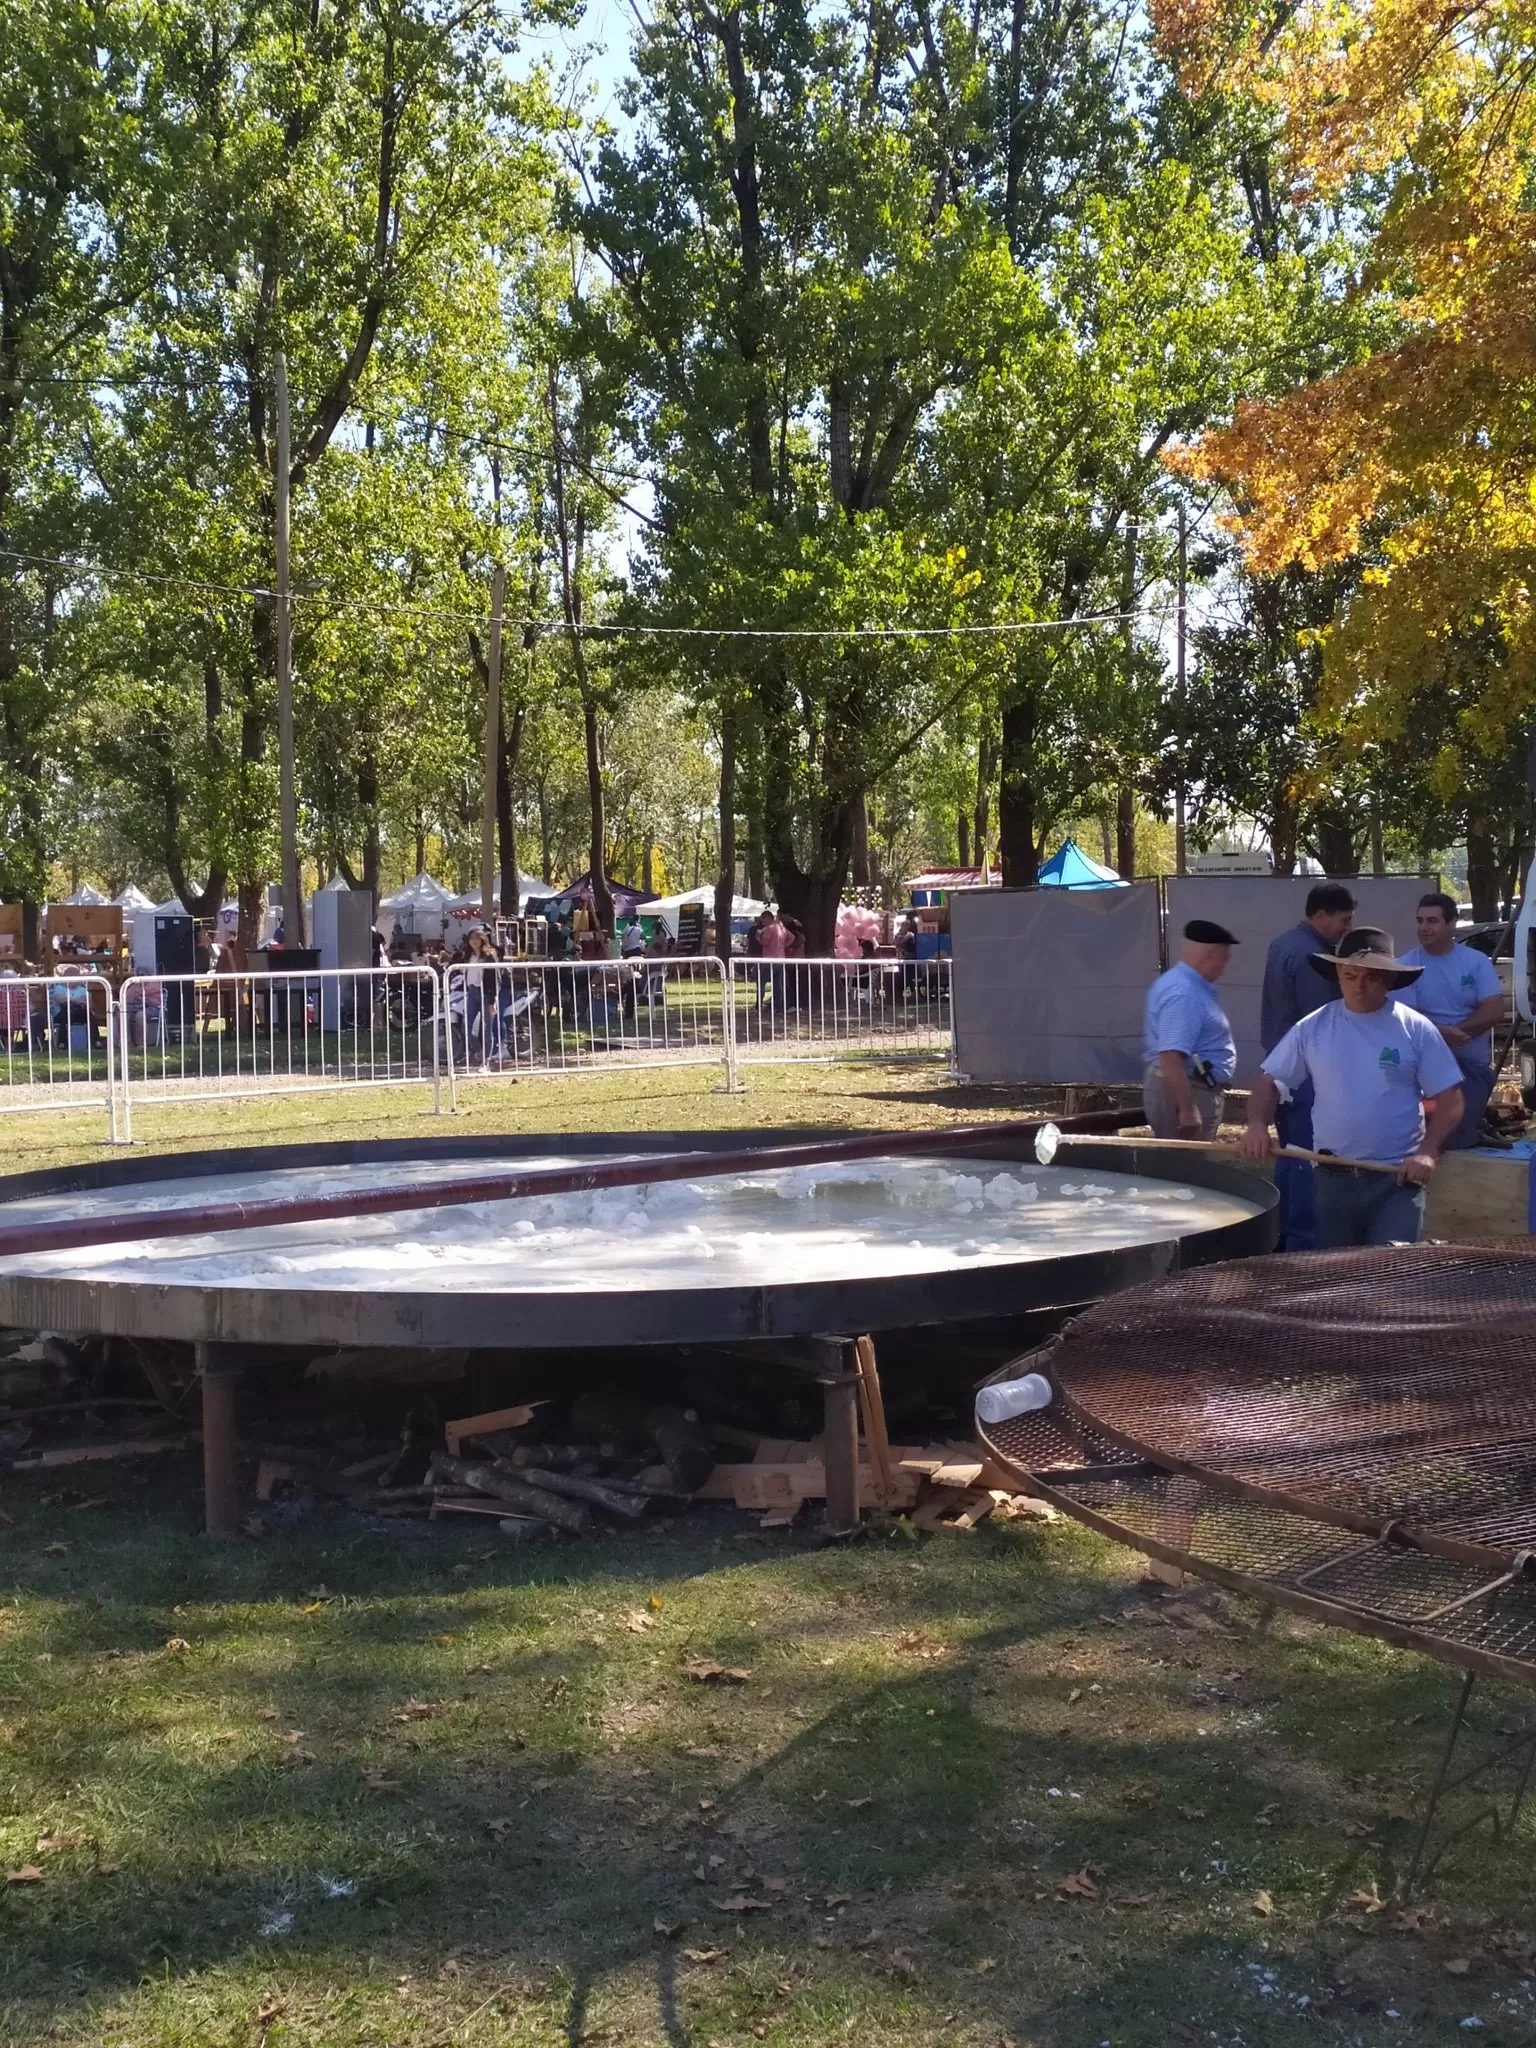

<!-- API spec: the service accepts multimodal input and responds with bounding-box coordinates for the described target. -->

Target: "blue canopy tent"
[1036,837,1126,889]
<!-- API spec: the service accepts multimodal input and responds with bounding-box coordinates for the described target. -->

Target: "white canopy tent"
[379,872,455,939]
[64,883,108,905]
[644,885,765,938]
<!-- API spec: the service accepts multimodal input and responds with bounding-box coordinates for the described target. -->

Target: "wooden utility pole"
[274,351,303,945]
[480,563,507,923]
[1174,504,1188,879]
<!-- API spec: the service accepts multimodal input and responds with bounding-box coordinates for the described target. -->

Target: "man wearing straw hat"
[1241,926,1465,1247]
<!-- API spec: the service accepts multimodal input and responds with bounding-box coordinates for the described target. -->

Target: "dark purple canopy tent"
[543,873,657,918]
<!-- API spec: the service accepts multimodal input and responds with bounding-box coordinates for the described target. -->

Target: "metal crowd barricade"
[117,964,442,1139]
[445,954,735,1096]
[0,971,118,1141]
[728,954,951,1065]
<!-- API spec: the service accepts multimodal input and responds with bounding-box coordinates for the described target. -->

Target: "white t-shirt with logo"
[1399,942,1503,1064]
[1262,999,1465,1163]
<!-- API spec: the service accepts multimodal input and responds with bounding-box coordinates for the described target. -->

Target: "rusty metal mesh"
[1030,1243,1536,1573]
[977,1245,1536,1685]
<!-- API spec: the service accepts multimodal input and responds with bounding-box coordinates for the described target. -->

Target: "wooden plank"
[9,1436,187,1473]
[854,1336,896,1504]
[443,1403,539,1456]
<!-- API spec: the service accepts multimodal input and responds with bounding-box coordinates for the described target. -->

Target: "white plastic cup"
[975,1372,1054,1426]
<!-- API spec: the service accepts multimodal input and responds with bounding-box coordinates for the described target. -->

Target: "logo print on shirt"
[1378,1046,1402,1068]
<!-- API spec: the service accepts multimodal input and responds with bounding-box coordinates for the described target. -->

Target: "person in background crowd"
[1245,926,1464,1246]
[1399,891,1507,1149]
[621,915,647,958]
[1259,881,1356,1250]
[1142,920,1239,1139]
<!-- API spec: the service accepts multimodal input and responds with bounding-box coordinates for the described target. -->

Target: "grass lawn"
[3,1064,1535,2045]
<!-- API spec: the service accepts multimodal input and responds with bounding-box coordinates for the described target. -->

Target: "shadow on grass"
[3,1459,1536,2046]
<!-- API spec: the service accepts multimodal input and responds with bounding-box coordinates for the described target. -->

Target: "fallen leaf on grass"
[624,1612,657,1634]
[1057,1869,1098,1899]
[681,1660,751,1684]
[888,1949,919,1980]
[163,1636,190,1653]
[1444,1958,1474,1977]
[648,1594,664,1612]
[713,1896,772,1913]
[5,1867,44,1884]
[255,1708,279,1721]
[682,1947,725,1964]
[486,1817,515,1840]
[654,1917,684,1938]
[36,1832,92,1854]
[1251,1891,1274,1918]
[976,1957,998,1973]
[845,1796,871,1810]
[0,1510,15,1526]
[1178,1806,1206,1821]
[822,1892,851,1908]
[1344,1882,1387,1915]
[362,1768,402,1792]
[1067,1688,1082,1705]
[760,1876,790,1893]
[42,1542,69,1556]
[679,1743,722,1759]
[1118,1782,1158,1807]
[392,1700,438,1722]
[1341,1819,1376,1839]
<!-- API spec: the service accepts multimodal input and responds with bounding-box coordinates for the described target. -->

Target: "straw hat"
[1312,925,1422,990]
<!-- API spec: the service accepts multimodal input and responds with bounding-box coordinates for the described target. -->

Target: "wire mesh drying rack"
[978,1242,1536,1890]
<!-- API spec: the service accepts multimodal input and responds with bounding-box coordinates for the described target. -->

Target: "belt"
[1315,1158,1401,1178]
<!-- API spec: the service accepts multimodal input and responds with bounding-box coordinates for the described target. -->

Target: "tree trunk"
[746,802,766,901]
[850,790,870,886]
[1098,812,1114,867]
[1467,814,1499,921]
[1370,802,1385,877]
[497,693,525,916]
[974,728,996,863]
[1311,809,1360,877]
[1115,782,1136,878]
[414,817,425,875]
[643,842,654,893]
[957,809,970,869]
[998,695,1039,888]
[714,697,737,961]
[359,749,381,914]
[1269,795,1299,877]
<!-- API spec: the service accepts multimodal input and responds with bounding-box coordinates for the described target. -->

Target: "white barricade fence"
[445,955,734,1095]
[117,964,442,1138]
[729,954,951,1063]
[0,972,118,1140]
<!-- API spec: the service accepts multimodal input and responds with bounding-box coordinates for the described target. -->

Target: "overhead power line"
[0,544,1176,639]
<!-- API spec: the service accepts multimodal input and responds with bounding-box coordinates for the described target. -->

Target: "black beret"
[1183,919,1239,946]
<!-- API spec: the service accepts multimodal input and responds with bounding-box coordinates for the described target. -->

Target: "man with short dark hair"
[1399,891,1506,1149]
[1259,880,1356,1250]
[1142,920,1238,1140]
[1243,927,1465,1247]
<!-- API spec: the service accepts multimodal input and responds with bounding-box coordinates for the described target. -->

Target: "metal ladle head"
[1034,1121,1061,1167]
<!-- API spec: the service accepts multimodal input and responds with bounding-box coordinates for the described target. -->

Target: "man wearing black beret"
[1142,920,1239,1140]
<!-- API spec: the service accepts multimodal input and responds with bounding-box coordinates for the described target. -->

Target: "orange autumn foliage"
[1160,0,1536,743]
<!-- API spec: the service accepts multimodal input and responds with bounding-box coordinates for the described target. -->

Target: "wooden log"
[504,1464,651,1519]
[646,1405,716,1493]
[9,1436,188,1473]
[428,1453,588,1533]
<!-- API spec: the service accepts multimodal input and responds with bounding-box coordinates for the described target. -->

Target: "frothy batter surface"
[0,1155,1262,1293]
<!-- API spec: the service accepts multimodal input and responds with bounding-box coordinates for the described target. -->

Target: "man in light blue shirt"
[1260,880,1355,1251]
[1143,920,1238,1140]
[1242,926,1464,1247]
[1399,891,1506,1149]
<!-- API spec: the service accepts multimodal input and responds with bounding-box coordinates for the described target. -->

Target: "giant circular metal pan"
[0,1131,1276,1350]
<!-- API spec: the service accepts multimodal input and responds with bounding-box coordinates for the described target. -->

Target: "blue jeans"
[1274,1082,1317,1253]
[1447,1051,1494,1149]
[1313,1165,1424,1248]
